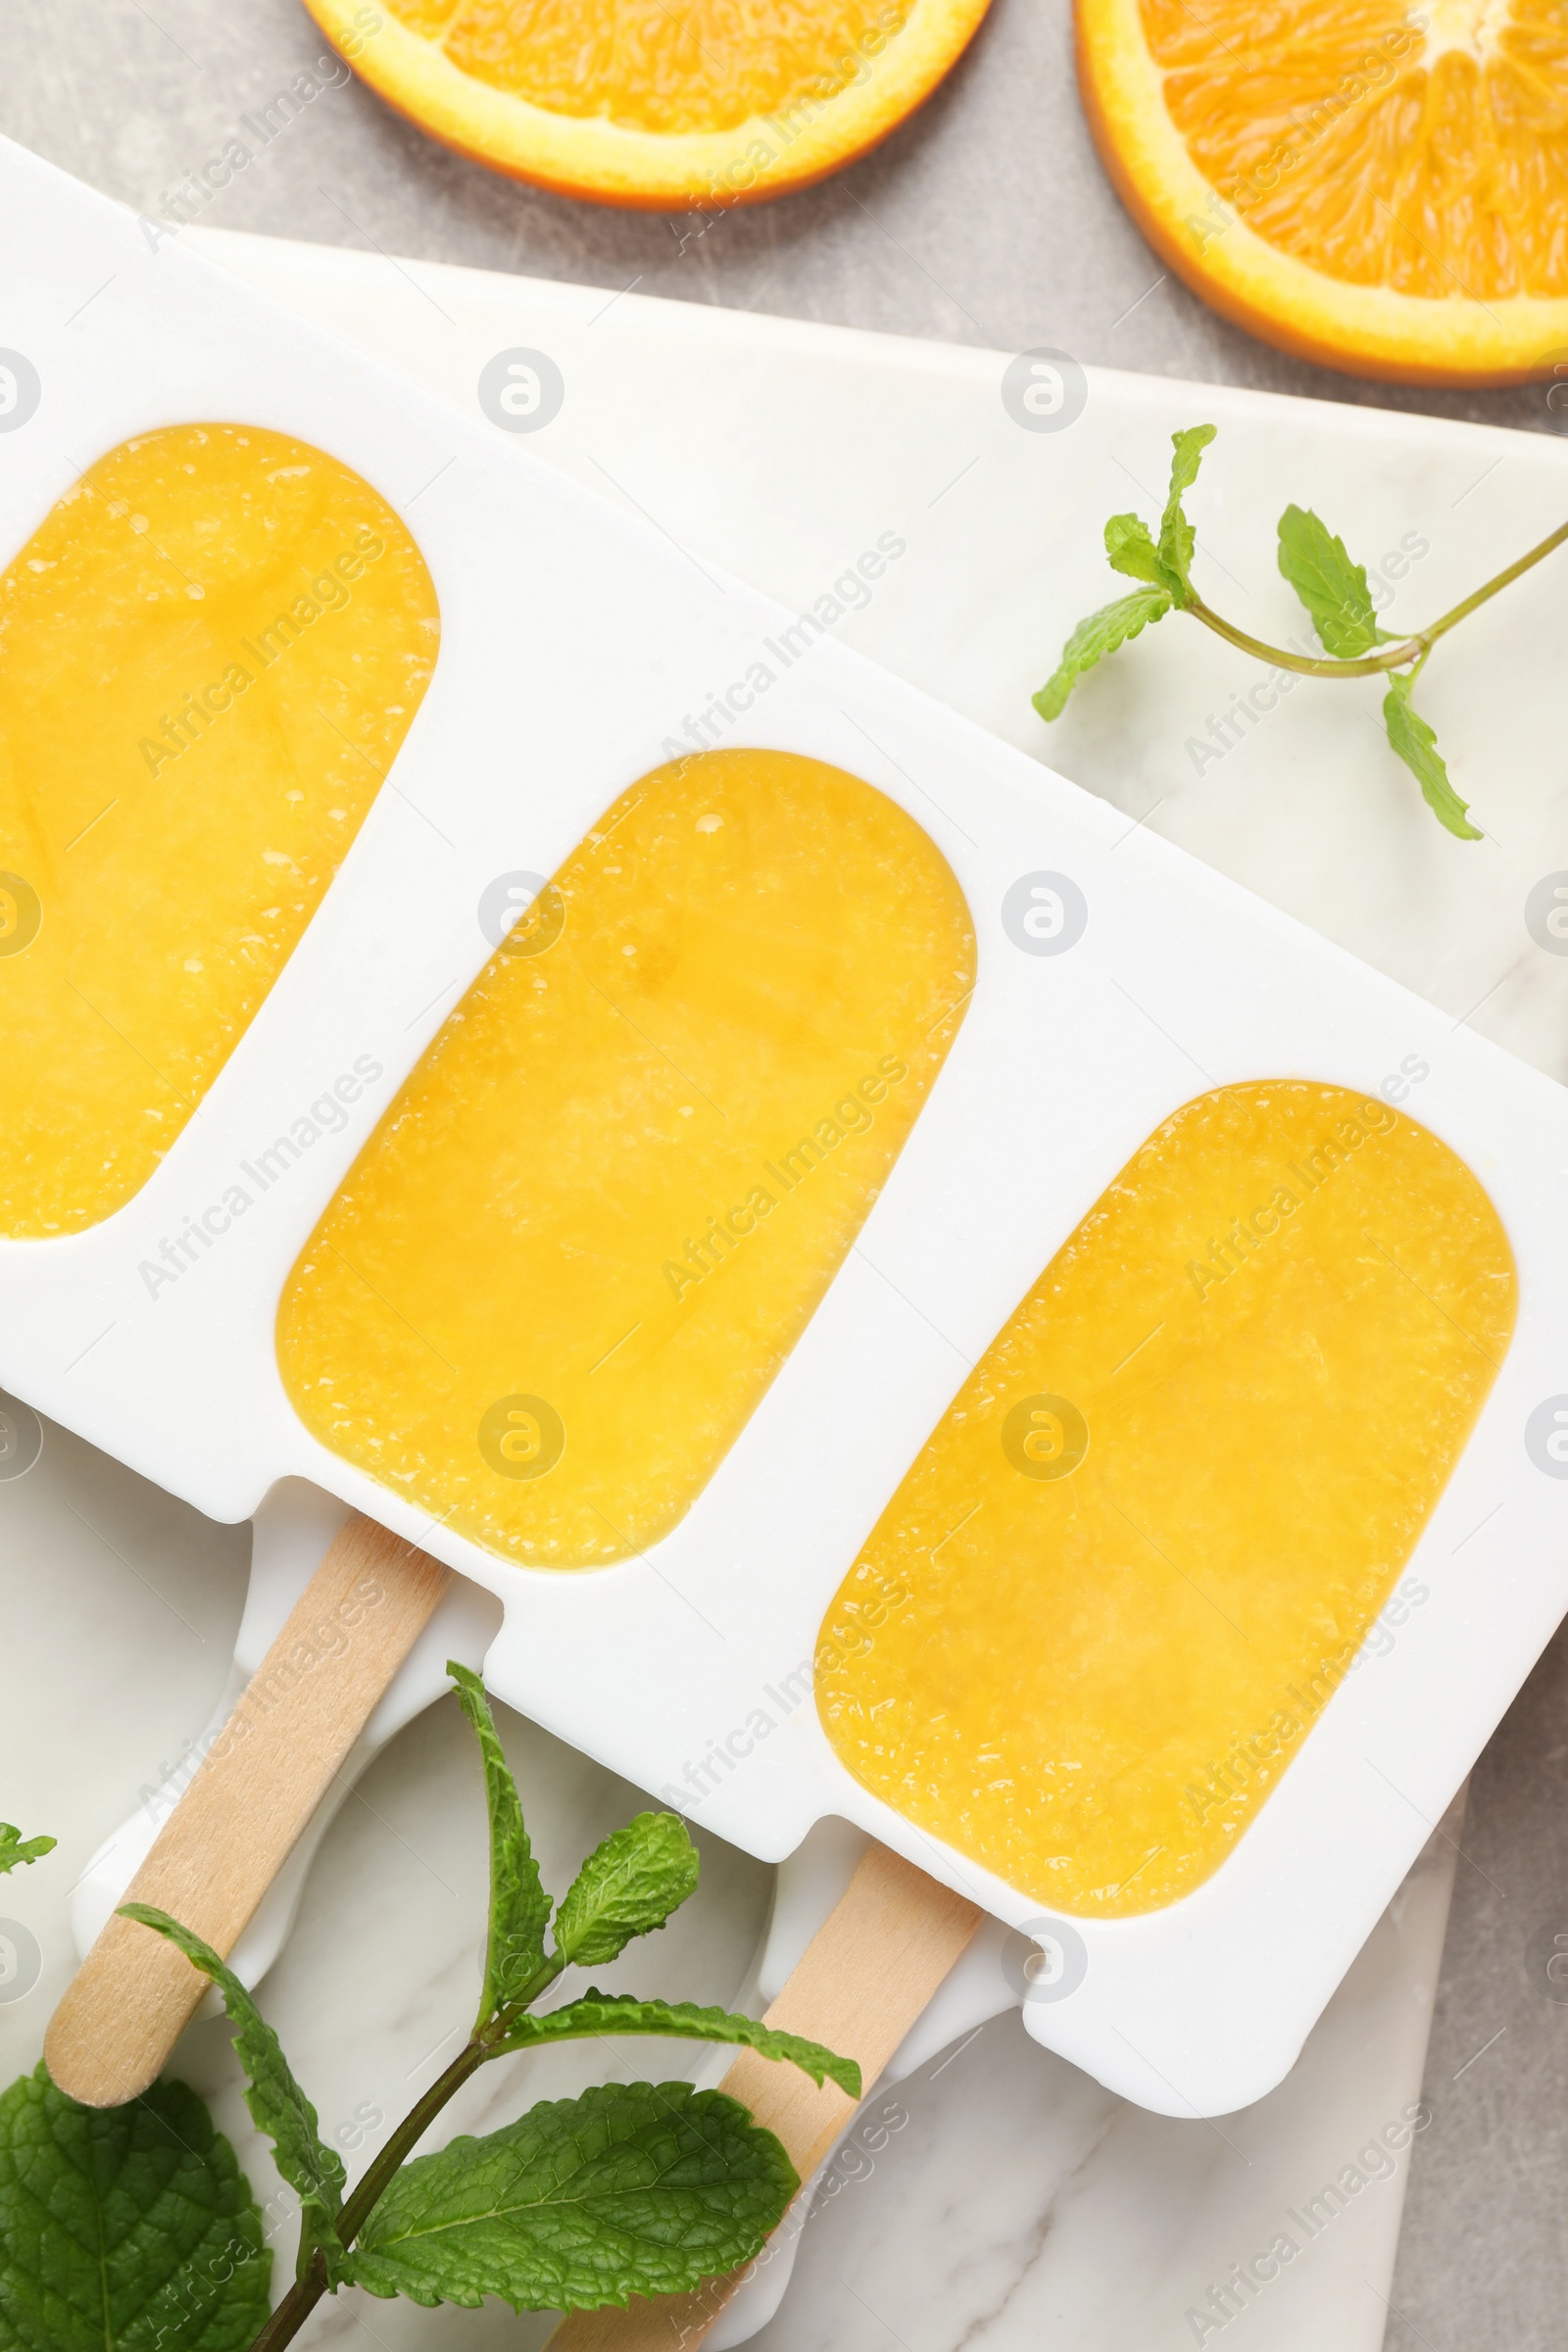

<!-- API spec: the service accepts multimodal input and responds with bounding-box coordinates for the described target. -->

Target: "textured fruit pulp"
[0,423,439,1238]
[816,1081,1515,1917]
[277,749,975,1568]
[384,0,904,134]
[1141,0,1568,298]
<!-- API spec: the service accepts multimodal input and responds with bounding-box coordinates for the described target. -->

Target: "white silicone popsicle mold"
[5,134,1568,2120]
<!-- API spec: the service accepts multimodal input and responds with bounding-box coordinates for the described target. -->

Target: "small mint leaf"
[0,1824,53,1876]
[1158,424,1217,590]
[495,1990,862,2099]
[551,1813,699,1974]
[1034,586,1173,720]
[1103,513,1178,594]
[119,1905,348,2284]
[1382,675,1481,841]
[350,2081,798,2313]
[1278,506,1381,657]
[0,2061,270,2349]
[448,1663,552,2020]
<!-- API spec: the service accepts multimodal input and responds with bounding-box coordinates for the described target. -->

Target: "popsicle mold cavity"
[277,748,976,1568]
[816,1081,1515,1917]
[0,423,439,1237]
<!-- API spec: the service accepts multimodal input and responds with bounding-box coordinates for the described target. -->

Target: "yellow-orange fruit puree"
[816,1081,1514,1915]
[277,749,975,1567]
[0,422,439,1237]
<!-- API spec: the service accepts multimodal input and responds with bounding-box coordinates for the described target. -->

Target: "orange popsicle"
[816,1081,1515,1915]
[0,423,438,1236]
[277,749,975,1567]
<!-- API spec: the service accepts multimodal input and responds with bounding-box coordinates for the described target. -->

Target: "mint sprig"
[1034,423,1567,840]
[120,1664,857,2349]
[1033,425,1221,721]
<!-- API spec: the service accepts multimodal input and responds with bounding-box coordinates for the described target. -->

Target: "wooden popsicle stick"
[548,1845,982,2352]
[46,1513,451,2109]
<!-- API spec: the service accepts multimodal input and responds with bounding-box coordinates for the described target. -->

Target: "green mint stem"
[244,2262,328,2352]
[1182,514,1568,677]
[336,2040,491,2244]
[244,2035,491,2351]
[245,1957,568,2352]
[1417,515,1568,647]
[1182,593,1417,676]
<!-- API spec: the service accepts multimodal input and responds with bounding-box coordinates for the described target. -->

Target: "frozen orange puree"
[816,1081,1514,1916]
[0,423,438,1236]
[277,749,975,1567]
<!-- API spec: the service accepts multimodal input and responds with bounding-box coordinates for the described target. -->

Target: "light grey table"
[3,5,1567,2347]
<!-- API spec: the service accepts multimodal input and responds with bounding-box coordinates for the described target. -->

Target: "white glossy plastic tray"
[3,135,1566,2119]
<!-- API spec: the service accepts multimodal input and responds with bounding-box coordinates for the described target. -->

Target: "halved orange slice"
[307,0,994,209]
[1077,0,1568,385]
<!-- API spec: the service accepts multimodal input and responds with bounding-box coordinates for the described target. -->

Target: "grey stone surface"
[1386,1627,1568,2349]
[3,4,1566,2344]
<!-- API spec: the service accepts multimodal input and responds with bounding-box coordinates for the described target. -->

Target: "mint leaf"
[496,1990,862,2098]
[1278,505,1381,657]
[552,1813,699,1973]
[0,1827,53,1877]
[1158,424,1217,592]
[447,1663,552,2017]
[1034,586,1173,720]
[119,1906,347,2282]
[348,2082,797,2313]
[1383,674,1480,840]
[1103,514,1178,595]
[0,2061,270,2350]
